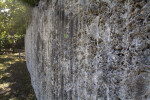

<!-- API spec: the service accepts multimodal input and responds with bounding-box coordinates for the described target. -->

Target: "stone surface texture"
[25,0,150,100]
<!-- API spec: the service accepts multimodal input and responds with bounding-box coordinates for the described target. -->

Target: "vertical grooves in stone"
[69,14,74,100]
[60,0,64,100]
[25,0,150,100]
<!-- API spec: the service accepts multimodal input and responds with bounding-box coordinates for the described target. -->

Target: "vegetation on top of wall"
[19,0,40,6]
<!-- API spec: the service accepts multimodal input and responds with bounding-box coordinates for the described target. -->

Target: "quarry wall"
[25,0,150,100]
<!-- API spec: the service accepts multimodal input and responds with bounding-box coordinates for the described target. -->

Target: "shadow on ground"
[0,54,36,100]
[0,58,14,64]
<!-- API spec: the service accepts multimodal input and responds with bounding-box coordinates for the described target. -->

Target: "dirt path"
[0,53,36,100]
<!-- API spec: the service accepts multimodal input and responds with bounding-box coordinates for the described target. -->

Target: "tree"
[0,0,32,51]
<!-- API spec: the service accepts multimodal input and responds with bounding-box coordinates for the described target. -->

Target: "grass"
[0,52,36,100]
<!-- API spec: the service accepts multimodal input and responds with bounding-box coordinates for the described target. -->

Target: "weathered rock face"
[25,0,150,100]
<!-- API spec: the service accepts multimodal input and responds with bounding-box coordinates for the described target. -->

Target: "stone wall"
[25,0,150,100]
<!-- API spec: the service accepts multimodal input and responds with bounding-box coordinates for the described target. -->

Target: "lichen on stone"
[25,0,150,100]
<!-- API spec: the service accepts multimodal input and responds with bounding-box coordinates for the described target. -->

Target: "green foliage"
[0,31,10,48]
[19,0,40,6]
[64,33,69,39]
[0,0,32,49]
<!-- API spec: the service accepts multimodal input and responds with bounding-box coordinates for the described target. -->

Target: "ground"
[0,52,36,100]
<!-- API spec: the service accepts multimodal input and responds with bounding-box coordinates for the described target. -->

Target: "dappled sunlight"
[0,82,11,91]
[13,52,25,57]
[0,52,36,99]
[0,53,25,68]
[0,72,11,79]
[0,65,7,70]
